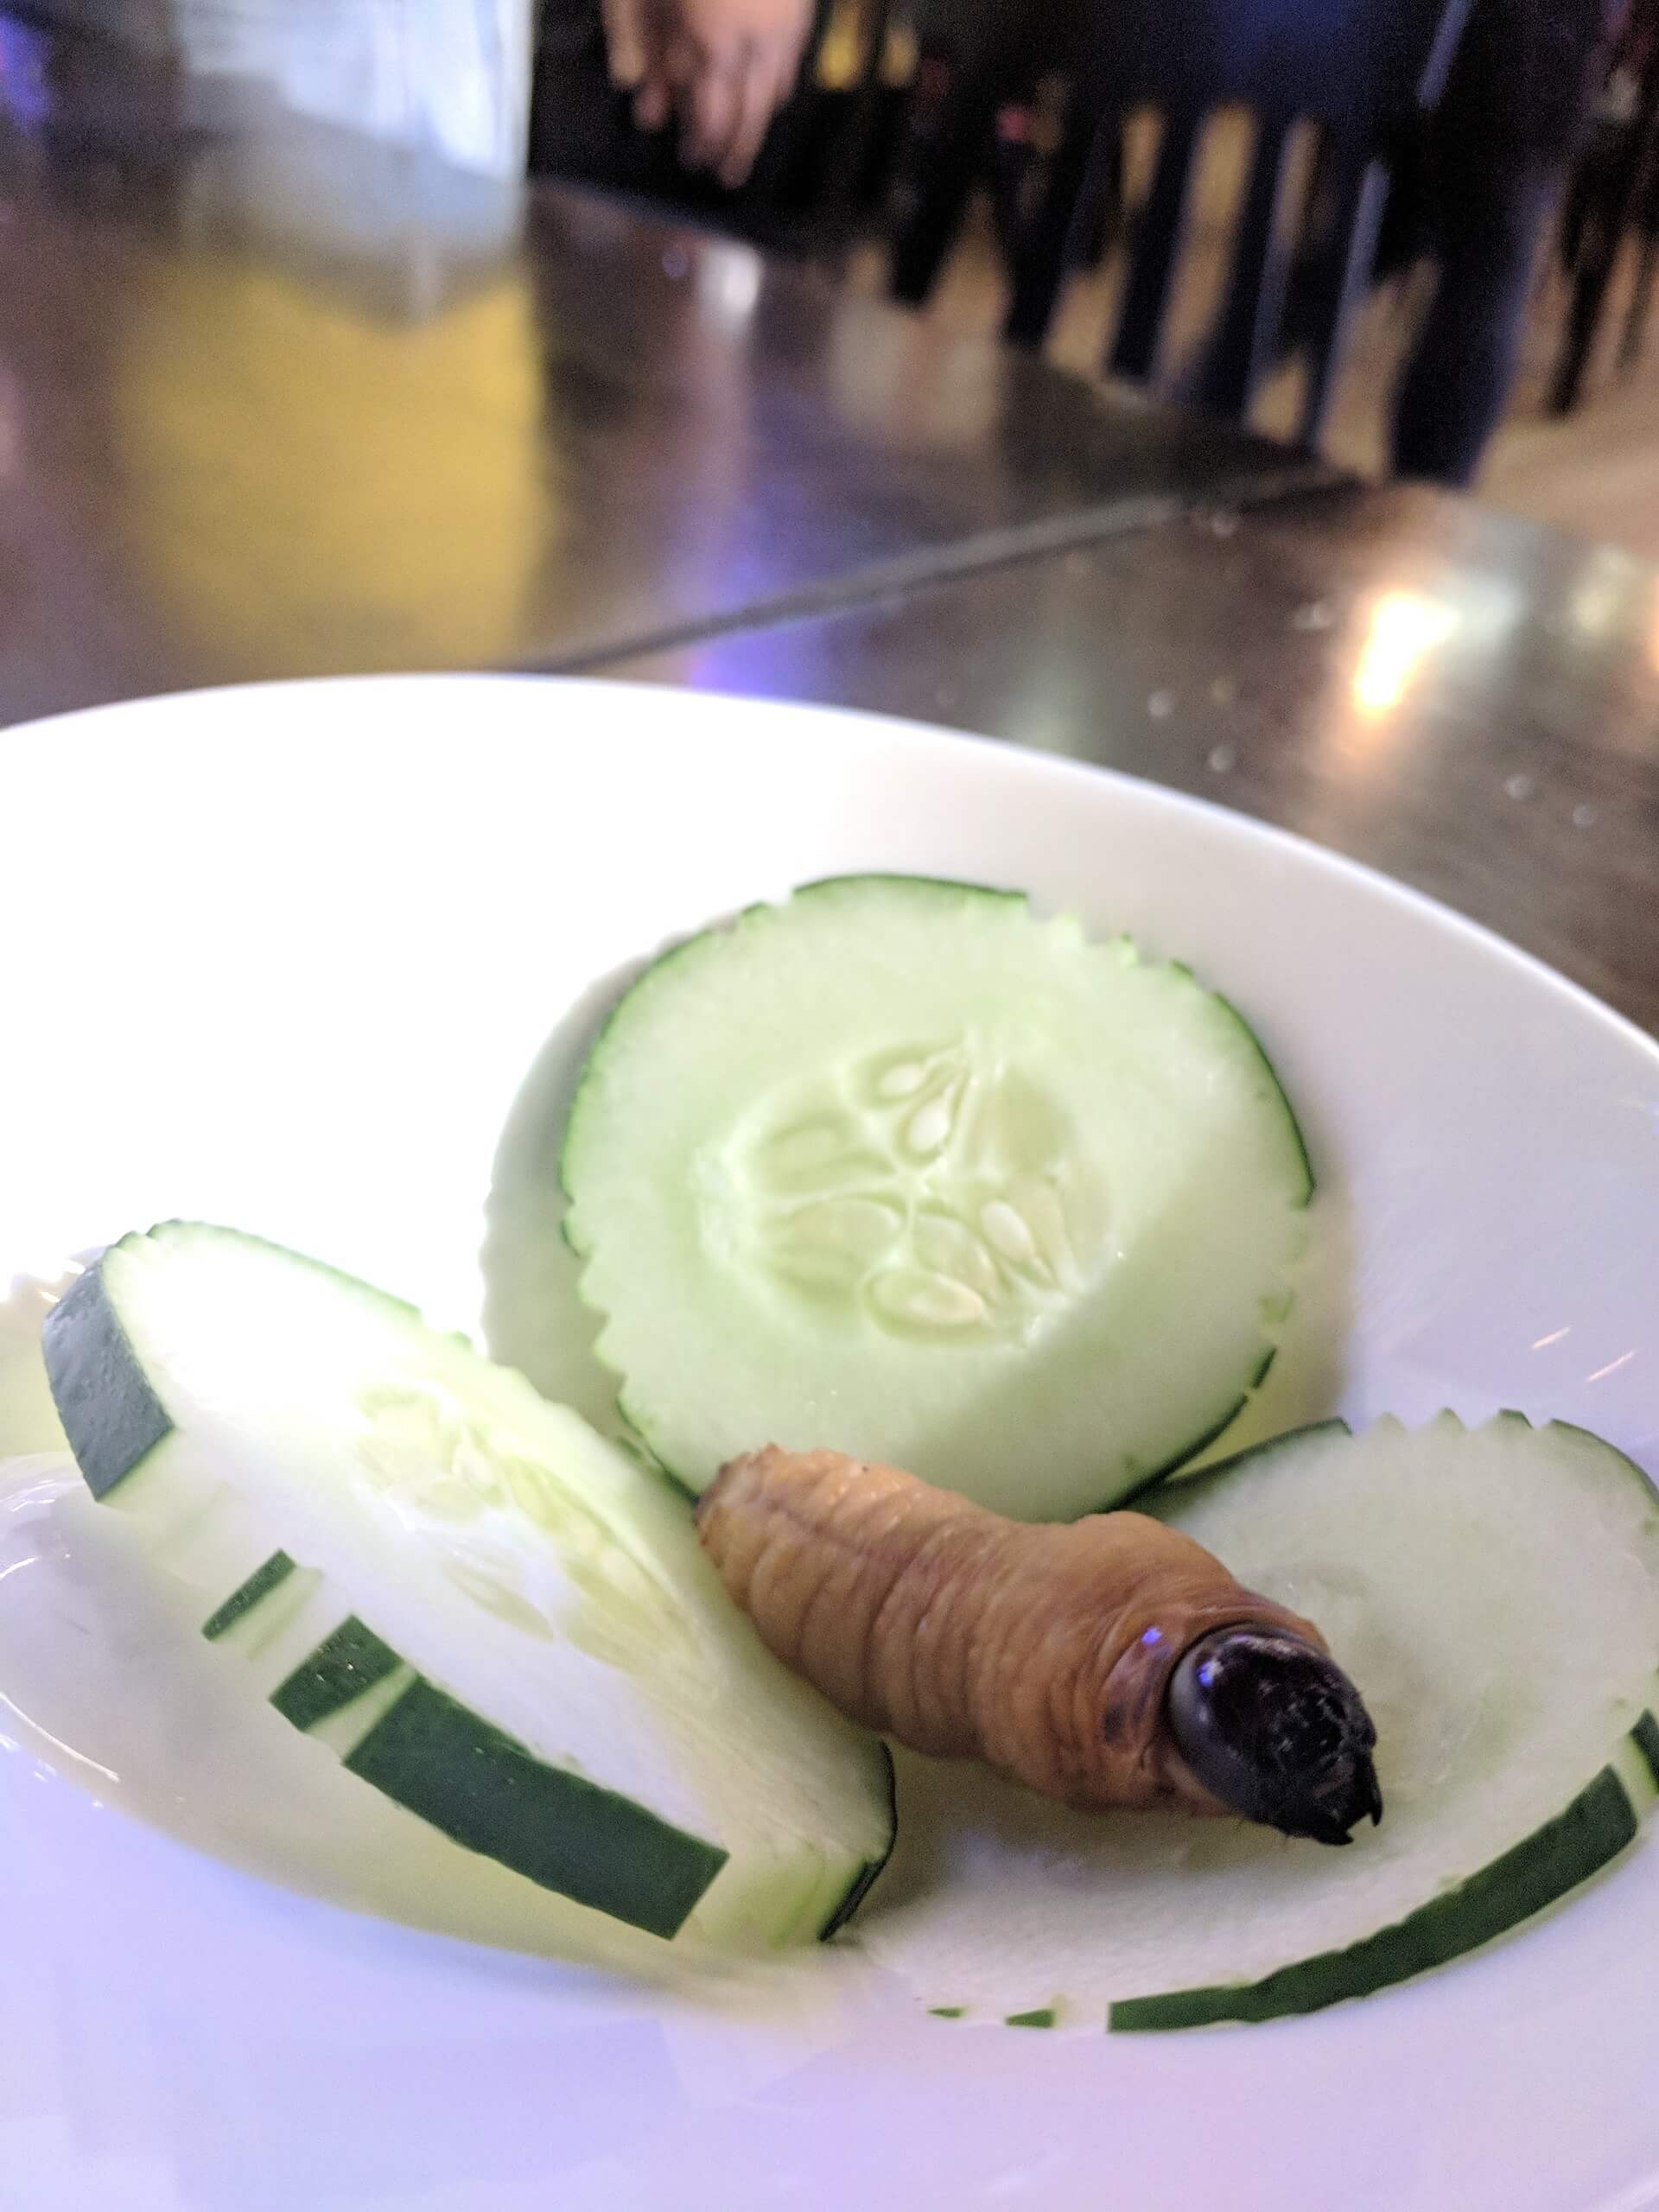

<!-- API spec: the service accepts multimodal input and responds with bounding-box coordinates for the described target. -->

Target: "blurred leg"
[1395,0,1623,479]
[1391,162,1559,484]
[888,40,1009,302]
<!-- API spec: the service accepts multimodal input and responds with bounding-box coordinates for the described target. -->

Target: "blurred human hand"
[601,0,812,188]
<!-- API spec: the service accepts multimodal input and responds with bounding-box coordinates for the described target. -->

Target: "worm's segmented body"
[696,1446,1328,1815]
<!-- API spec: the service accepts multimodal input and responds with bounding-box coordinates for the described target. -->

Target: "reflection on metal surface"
[114,261,548,670]
[696,245,761,327]
[1572,574,1624,638]
[1569,544,1643,640]
[1441,566,1522,647]
[1351,590,1457,718]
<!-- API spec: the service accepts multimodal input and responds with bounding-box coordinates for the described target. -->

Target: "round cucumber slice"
[562,876,1313,1517]
[42,1224,894,1948]
[852,1414,1659,2026]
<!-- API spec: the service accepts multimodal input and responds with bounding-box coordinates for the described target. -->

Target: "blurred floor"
[850,124,1659,562]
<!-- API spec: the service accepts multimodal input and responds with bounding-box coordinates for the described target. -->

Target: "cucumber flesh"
[42,1224,894,1947]
[851,1414,1659,2025]
[563,876,1312,1517]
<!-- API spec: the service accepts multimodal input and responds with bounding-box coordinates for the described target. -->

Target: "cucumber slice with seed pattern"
[42,1224,895,1946]
[563,876,1313,1516]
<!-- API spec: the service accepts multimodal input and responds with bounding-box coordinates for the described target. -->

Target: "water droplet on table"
[1290,599,1336,632]
[1573,803,1599,830]
[1147,690,1175,720]
[1503,773,1535,802]
[1209,676,1237,707]
[1207,743,1236,775]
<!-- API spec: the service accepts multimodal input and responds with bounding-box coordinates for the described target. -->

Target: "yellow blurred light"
[112,255,548,673]
[1351,591,1457,718]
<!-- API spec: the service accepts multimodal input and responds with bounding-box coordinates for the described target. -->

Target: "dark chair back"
[893,0,1470,447]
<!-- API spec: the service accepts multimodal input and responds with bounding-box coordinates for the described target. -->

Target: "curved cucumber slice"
[42,1224,894,1947]
[563,876,1312,1517]
[854,1414,1659,2026]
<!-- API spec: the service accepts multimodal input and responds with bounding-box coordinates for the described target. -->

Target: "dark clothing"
[1391,166,1561,478]
[1446,0,1618,159]
[1381,0,1618,275]
[1380,0,1622,481]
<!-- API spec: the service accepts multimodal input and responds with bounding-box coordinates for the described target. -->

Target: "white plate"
[1,675,1656,2212]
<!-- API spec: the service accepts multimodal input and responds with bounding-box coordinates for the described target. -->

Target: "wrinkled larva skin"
[696,1446,1325,1816]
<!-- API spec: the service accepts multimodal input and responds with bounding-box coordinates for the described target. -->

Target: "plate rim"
[3,670,1658,2212]
[5,669,1655,1071]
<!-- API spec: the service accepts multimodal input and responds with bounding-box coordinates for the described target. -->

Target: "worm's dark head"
[1165,1627,1382,1846]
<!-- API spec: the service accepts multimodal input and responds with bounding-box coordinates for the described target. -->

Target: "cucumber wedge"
[42,1224,895,1947]
[562,875,1312,1517]
[853,1414,1659,2026]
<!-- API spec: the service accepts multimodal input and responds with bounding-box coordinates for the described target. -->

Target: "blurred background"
[4,0,1649,549]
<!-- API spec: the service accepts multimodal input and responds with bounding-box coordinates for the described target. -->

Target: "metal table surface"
[599,485,1659,1035]
[0,9,1327,724]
